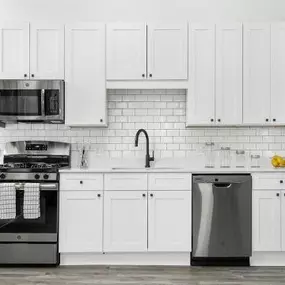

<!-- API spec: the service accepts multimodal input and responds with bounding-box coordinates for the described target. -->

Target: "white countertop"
[60,157,285,174]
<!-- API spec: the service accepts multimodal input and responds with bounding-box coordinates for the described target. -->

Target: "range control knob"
[34,174,40,180]
[43,174,49,180]
[0,173,6,179]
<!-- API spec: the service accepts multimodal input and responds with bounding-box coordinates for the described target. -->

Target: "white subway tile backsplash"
[0,89,284,158]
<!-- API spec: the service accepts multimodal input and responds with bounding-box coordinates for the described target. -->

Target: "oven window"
[0,190,57,234]
[45,90,60,116]
[0,90,42,116]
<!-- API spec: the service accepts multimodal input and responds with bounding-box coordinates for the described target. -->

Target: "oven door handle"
[14,183,58,191]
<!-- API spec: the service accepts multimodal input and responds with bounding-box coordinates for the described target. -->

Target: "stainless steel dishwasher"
[192,174,252,266]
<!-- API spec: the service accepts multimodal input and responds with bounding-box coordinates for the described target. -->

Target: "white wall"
[0,0,285,22]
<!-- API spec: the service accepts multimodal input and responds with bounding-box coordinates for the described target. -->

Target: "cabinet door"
[0,22,29,79]
[59,191,103,253]
[253,190,281,252]
[187,24,215,126]
[106,23,146,80]
[147,23,187,80]
[216,23,242,125]
[30,23,64,79]
[281,191,285,251]
[271,23,285,125]
[243,23,271,124]
[103,191,147,252]
[65,23,106,126]
[148,191,191,252]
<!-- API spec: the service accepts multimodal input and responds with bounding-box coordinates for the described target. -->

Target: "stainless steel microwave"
[0,80,64,124]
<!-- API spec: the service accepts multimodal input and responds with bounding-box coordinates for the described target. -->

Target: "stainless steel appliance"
[0,80,64,125]
[192,174,252,266]
[0,141,70,265]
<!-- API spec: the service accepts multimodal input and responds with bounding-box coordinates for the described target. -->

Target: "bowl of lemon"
[271,155,285,168]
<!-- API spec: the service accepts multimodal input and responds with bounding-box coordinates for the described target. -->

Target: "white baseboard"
[251,252,285,266]
[60,252,191,266]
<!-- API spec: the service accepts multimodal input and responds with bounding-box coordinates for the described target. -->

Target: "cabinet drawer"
[60,173,103,191]
[104,173,147,191]
[253,174,285,190]
[148,173,191,191]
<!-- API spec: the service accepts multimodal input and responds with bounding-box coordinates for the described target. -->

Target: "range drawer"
[253,173,285,190]
[60,173,103,191]
[148,173,191,191]
[104,173,147,191]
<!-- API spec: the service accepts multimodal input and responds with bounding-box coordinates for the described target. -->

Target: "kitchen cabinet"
[103,191,147,252]
[215,23,242,125]
[148,191,191,252]
[106,22,188,80]
[243,23,271,125]
[65,23,106,127]
[252,190,281,252]
[0,22,29,79]
[59,190,103,253]
[147,23,188,80]
[187,23,242,126]
[271,23,285,124]
[0,22,64,80]
[30,23,64,79]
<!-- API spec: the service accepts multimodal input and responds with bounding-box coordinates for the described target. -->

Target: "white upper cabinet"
[243,23,271,124]
[148,191,191,252]
[103,191,147,252]
[253,190,281,252]
[147,23,188,80]
[187,24,215,125]
[30,23,64,79]
[0,22,29,79]
[216,23,242,125]
[271,23,285,124]
[59,191,103,253]
[65,23,106,126]
[107,23,146,80]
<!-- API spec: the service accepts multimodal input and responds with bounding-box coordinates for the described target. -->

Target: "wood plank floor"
[0,266,285,285]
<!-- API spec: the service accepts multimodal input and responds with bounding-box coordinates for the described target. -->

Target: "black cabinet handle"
[142,193,146,197]
[80,181,83,184]
[150,193,154,197]
[142,74,145,78]
[218,119,221,122]
[277,193,280,197]
[210,119,214,122]
[97,194,101,198]
[149,74,152,78]
[100,119,103,123]
[31,74,34,78]
[280,180,283,184]
[266,118,269,122]
[273,118,276,122]
[24,74,27,77]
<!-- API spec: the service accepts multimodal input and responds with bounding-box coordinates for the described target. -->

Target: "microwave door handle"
[41,89,45,117]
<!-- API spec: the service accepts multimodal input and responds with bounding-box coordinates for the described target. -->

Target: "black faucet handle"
[150,150,155,161]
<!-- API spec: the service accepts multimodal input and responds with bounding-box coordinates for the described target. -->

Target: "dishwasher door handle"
[213,183,232,188]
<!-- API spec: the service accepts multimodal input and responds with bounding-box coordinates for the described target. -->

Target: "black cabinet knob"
[150,193,154,197]
[142,74,145,78]
[142,193,146,197]
[80,181,83,184]
[31,74,34,77]
[100,119,103,123]
[97,194,101,198]
[266,118,269,122]
[277,193,280,197]
[24,74,27,77]
[218,119,221,122]
[149,74,152,78]
[273,118,276,122]
[211,119,214,122]
[280,180,284,184]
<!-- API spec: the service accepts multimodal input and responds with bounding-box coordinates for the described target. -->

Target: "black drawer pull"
[80,181,83,184]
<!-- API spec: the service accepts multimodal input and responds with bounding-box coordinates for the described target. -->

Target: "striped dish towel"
[0,183,16,220]
[23,183,40,219]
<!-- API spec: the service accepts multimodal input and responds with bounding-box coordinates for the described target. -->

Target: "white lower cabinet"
[103,191,148,252]
[253,190,281,251]
[59,190,103,253]
[148,191,191,252]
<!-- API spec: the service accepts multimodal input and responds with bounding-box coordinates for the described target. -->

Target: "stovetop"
[0,163,61,173]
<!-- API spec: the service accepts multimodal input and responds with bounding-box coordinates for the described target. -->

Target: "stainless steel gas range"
[0,141,70,265]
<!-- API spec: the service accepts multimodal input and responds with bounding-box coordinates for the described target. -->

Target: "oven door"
[0,80,64,123]
[0,182,58,242]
